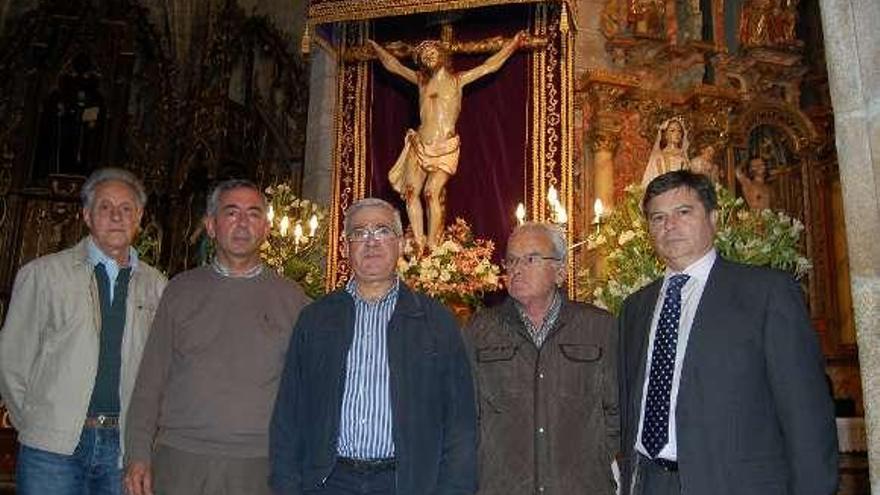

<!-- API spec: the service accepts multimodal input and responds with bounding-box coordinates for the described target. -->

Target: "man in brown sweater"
[124,179,309,495]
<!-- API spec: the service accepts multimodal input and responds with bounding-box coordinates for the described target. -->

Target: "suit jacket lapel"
[677,258,726,424]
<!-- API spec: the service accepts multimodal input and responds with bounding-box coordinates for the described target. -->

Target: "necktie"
[643,273,690,458]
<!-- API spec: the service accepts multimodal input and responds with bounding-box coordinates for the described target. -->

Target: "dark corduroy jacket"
[270,282,477,495]
[463,296,618,495]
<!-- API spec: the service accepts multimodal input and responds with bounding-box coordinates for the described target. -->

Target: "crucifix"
[350,22,547,250]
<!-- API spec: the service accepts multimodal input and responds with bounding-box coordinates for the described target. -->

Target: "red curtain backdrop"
[367,6,531,260]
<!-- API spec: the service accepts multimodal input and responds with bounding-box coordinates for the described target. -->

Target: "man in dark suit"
[618,170,838,495]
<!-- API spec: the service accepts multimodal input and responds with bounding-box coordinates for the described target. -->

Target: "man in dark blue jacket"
[270,197,477,495]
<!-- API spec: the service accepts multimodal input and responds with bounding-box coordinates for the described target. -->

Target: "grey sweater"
[125,266,308,462]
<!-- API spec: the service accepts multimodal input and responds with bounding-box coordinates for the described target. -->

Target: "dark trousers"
[305,462,396,495]
[634,453,681,495]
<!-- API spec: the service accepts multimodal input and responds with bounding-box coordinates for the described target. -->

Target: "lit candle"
[279,215,290,237]
[294,222,304,245]
[515,203,526,225]
[593,198,604,224]
[547,185,559,207]
[267,205,275,224]
[308,214,318,237]
[556,206,568,224]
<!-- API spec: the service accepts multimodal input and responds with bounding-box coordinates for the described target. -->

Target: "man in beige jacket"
[0,168,166,494]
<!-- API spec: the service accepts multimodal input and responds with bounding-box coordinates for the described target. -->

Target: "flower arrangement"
[260,183,328,298]
[397,218,502,307]
[578,184,811,314]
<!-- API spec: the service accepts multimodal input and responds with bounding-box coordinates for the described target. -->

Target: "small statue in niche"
[739,0,799,47]
[736,157,772,210]
[628,0,667,38]
[689,144,721,183]
[739,0,774,47]
[770,0,799,44]
[642,117,691,186]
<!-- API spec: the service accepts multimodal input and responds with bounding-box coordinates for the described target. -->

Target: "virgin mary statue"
[641,117,690,185]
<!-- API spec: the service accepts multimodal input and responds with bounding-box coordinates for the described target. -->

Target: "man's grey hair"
[81,168,147,209]
[205,179,267,216]
[509,222,568,264]
[343,198,403,236]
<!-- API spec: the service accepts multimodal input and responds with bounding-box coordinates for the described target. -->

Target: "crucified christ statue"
[367,31,526,250]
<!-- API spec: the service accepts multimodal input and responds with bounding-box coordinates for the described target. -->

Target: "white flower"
[618,230,636,246]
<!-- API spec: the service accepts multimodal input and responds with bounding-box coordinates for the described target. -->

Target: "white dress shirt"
[636,248,717,461]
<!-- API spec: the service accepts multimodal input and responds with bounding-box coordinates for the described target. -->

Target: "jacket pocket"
[476,345,517,363]
[558,344,602,398]
[559,343,601,362]
[475,344,522,410]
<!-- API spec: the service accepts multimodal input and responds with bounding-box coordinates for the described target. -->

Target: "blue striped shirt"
[337,278,399,459]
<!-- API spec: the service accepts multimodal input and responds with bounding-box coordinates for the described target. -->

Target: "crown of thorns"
[412,39,446,60]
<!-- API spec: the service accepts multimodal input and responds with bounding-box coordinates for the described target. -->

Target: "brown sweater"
[125,266,308,462]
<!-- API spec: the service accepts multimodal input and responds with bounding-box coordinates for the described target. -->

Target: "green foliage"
[578,185,810,315]
[260,183,328,299]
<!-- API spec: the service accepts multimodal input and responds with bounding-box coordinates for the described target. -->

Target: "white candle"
[279,215,290,237]
[593,198,604,223]
[515,203,526,225]
[308,214,318,237]
[556,206,568,224]
[547,185,559,207]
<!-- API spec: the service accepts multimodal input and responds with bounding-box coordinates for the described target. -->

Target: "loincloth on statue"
[388,129,461,194]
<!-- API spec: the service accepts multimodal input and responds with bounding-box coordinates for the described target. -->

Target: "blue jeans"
[16,427,123,495]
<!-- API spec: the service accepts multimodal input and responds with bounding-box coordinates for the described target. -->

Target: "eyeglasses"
[502,254,561,271]
[347,225,399,243]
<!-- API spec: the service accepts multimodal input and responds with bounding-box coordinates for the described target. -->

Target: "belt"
[336,457,397,473]
[83,414,119,429]
[652,457,679,472]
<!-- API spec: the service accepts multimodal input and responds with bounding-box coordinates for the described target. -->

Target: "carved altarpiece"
[578,0,860,416]
[310,0,579,292]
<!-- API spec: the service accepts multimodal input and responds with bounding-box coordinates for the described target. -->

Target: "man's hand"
[124,461,153,495]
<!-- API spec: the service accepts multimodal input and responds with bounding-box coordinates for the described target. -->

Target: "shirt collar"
[211,258,264,279]
[346,277,400,305]
[664,248,716,285]
[514,289,562,325]
[86,236,138,272]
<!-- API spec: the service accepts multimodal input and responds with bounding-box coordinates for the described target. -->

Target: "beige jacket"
[0,237,166,461]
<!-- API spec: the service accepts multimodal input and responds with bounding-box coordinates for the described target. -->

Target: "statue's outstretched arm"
[367,39,418,85]
[460,31,526,86]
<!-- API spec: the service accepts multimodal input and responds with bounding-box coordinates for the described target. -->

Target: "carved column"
[819,0,880,488]
[591,118,621,213]
[302,39,338,205]
[584,77,631,213]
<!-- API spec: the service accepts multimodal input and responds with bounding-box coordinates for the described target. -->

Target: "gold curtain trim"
[309,0,578,30]
[326,23,370,290]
